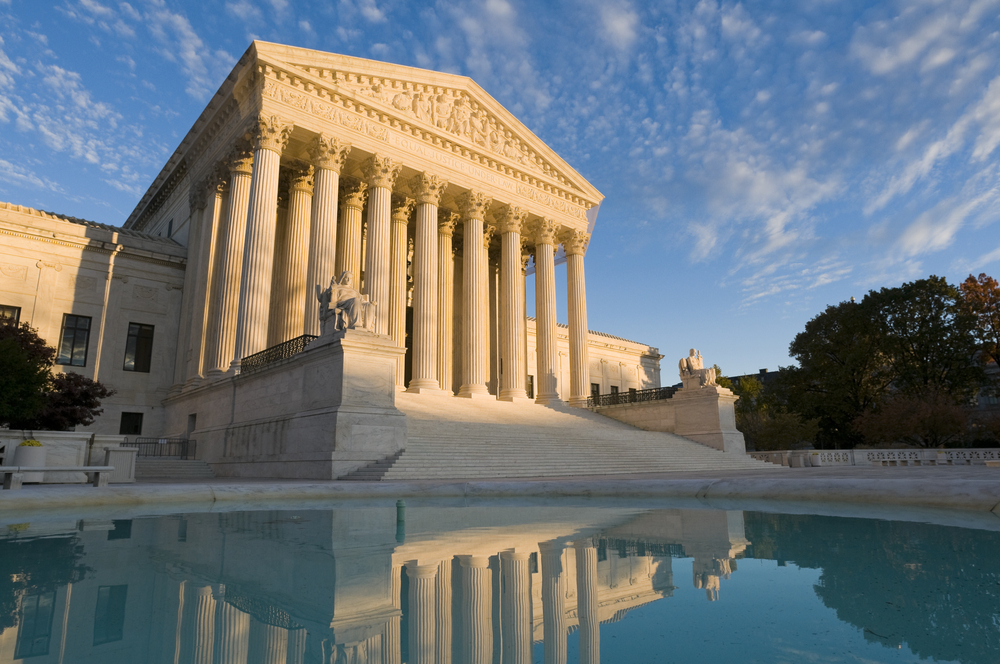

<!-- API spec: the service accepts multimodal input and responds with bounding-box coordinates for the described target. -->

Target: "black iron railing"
[588,386,677,408]
[240,334,318,375]
[123,437,197,459]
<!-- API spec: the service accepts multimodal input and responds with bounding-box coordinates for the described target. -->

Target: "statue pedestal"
[672,385,746,454]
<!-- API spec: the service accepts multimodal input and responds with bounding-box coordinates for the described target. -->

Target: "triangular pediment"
[251,41,602,206]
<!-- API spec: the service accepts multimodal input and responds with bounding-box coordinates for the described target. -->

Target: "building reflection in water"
[0,507,747,664]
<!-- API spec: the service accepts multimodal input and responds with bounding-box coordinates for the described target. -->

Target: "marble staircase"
[364,393,773,481]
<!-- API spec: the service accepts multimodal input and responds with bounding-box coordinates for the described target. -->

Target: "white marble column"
[500,551,532,664]
[304,134,350,336]
[457,191,492,398]
[435,558,453,664]
[176,182,207,390]
[389,195,414,387]
[286,629,307,664]
[272,162,313,344]
[564,230,591,407]
[496,205,529,401]
[532,218,561,404]
[247,619,287,664]
[485,231,498,395]
[405,562,438,664]
[335,177,367,282]
[362,154,402,336]
[408,173,448,393]
[436,211,459,393]
[205,148,253,377]
[459,555,493,664]
[540,542,567,664]
[185,584,216,664]
[384,563,402,664]
[214,600,250,664]
[575,541,601,664]
[232,115,291,368]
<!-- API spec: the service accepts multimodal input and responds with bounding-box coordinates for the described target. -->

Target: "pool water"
[0,503,997,663]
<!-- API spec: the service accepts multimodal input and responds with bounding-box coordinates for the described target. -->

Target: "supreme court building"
[0,42,665,470]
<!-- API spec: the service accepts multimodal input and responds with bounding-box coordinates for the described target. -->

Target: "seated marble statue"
[316,271,376,334]
[678,348,717,388]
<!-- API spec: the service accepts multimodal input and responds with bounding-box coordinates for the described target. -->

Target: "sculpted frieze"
[262,75,590,222]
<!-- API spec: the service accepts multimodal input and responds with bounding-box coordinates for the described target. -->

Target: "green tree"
[0,320,56,427]
[958,272,1000,370]
[0,318,115,431]
[728,374,818,451]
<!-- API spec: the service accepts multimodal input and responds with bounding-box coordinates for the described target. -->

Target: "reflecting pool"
[1,502,998,663]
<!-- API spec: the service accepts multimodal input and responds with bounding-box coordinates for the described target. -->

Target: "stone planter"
[12,445,46,483]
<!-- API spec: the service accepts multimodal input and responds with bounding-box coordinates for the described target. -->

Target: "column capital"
[409,172,449,206]
[250,114,292,154]
[340,177,368,209]
[226,144,254,175]
[289,161,315,194]
[499,551,532,562]
[456,190,492,221]
[309,133,351,172]
[494,204,527,235]
[391,194,416,224]
[532,217,559,246]
[211,163,228,194]
[188,178,209,211]
[362,153,402,189]
[562,229,590,256]
[438,209,460,236]
[483,223,497,250]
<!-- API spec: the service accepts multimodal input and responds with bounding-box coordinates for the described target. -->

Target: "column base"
[183,375,204,390]
[499,390,532,403]
[568,396,590,408]
[204,368,226,381]
[535,394,562,405]
[457,386,493,399]
[406,384,449,395]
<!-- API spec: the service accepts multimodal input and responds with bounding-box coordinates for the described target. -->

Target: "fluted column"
[177,182,207,389]
[496,205,529,401]
[304,135,350,335]
[459,555,493,664]
[286,629,307,664]
[362,155,402,336]
[564,230,591,407]
[214,599,250,664]
[405,562,438,664]
[533,219,561,404]
[540,542,567,664]
[485,229,497,394]
[272,162,313,344]
[184,584,216,664]
[575,541,600,664]
[232,115,291,368]
[457,191,493,397]
[435,558,453,664]
[384,563,402,664]
[500,551,532,664]
[437,211,459,394]
[335,177,367,283]
[408,173,448,392]
[389,195,414,386]
[247,619,287,664]
[205,147,253,377]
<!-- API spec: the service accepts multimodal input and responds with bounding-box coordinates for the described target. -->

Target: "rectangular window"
[610,385,619,394]
[526,375,534,399]
[119,412,143,436]
[123,323,154,372]
[15,591,55,658]
[57,314,91,366]
[0,304,21,323]
[108,520,132,541]
[591,383,601,399]
[93,585,128,645]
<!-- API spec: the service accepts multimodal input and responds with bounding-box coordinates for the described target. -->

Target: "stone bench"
[0,465,115,490]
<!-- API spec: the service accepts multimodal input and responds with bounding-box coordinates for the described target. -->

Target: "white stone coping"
[751,448,1000,468]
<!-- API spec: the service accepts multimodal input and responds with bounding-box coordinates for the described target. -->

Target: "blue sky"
[2,0,1000,377]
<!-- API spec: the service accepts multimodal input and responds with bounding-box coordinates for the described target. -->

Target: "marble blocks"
[166,328,406,479]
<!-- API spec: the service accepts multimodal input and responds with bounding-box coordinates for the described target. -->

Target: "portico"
[133,41,602,409]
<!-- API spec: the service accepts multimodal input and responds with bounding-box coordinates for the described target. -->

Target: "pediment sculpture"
[316,271,376,334]
[679,348,717,389]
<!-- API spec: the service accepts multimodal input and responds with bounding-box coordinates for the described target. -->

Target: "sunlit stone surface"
[0,502,996,663]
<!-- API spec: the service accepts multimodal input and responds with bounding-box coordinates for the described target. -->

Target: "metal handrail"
[240,334,318,375]
[588,386,677,408]
[122,437,197,459]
